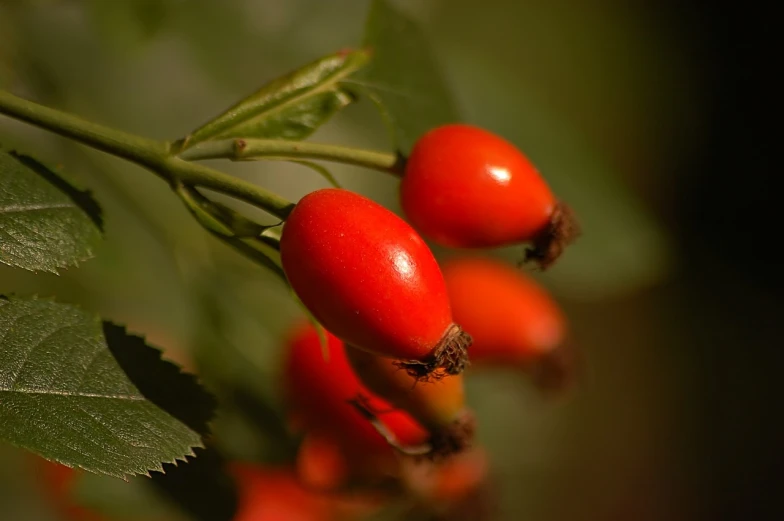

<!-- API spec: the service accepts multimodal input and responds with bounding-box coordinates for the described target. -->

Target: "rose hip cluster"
[277,125,577,509]
[281,124,578,380]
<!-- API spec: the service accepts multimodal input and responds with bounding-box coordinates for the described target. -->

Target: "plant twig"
[178,138,406,177]
[0,89,295,220]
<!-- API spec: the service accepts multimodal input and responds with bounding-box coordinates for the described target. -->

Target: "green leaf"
[175,185,287,282]
[288,160,342,189]
[175,184,273,238]
[0,297,215,478]
[359,0,461,152]
[0,150,102,273]
[178,49,370,150]
[101,322,217,437]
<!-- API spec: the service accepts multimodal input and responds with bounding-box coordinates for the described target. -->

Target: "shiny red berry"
[280,188,471,377]
[400,124,579,268]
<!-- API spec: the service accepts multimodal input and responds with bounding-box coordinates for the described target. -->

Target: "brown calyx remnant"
[528,339,580,397]
[425,410,476,462]
[523,201,581,270]
[396,324,473,381]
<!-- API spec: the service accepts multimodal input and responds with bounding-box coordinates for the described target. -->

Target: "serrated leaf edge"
[0,295,209,479]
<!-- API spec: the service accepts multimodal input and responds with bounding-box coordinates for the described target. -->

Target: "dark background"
[670,3,782,520]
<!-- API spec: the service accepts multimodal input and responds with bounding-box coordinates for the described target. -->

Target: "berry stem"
[0,89,294,220]
[177,138,406,177]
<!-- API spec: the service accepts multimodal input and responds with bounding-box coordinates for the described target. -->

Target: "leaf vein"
[0,202,76,214]
[9,317,83,389]
[0,388,145,399]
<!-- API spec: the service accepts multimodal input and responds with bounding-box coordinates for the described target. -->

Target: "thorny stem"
[0,90,294,220]
[178,138,406,177]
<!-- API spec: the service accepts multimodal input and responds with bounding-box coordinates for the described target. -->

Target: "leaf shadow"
[8,149,104,231]
[102,322,217,437]
[228,384,299,461]
[149,446,239,521]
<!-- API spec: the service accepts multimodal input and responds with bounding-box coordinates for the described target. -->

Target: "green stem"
[0,89,165,168]
[178,138,406,177]
[162,158,294,220]
[0,90,294,220]
[175,183,286,281]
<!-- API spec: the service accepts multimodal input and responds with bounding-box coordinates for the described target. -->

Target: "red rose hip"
[280,188,471,377]
[400,124,580,268]
[283,321,430,486]
[443,256,576,393]
[282,322,427,450]
[230,463,334,521]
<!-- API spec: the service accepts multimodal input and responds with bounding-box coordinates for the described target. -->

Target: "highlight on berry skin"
[280,188,472,379]
[400,124,581,269]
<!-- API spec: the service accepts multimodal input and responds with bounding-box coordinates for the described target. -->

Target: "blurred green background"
[1,1,780,520]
